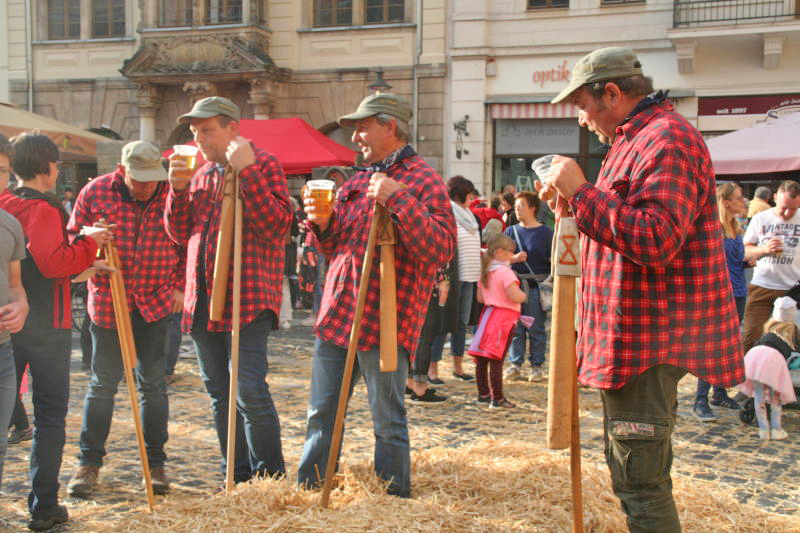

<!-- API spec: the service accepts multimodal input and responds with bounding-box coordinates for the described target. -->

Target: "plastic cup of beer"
[172,145,199,179]
[303,179,336,219]
[531,154,558,180]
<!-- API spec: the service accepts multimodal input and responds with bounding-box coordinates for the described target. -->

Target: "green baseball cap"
[177,96,241,124]
[120,141,167,182]
[551,47,644,104]
[338,93,412,127]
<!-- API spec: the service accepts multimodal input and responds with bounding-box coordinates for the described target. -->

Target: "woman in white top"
[427,176,481,383]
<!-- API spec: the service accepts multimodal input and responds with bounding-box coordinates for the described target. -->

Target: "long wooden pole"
[545,214,583,533]
[319,202,381,508]
[106,243,155,512]
[224,177,244,493]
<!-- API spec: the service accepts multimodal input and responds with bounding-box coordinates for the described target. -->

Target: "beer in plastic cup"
[172,145,199,179]
[303,179,336,219]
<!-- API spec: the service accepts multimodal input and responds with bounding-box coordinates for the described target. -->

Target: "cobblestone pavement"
[1,311,798,531]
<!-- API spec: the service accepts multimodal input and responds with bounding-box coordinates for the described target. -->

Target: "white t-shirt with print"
[744,208,800,290]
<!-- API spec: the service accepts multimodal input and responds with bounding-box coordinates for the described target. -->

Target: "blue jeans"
[451,281,474,356]
[509,283,546,368]
[191,305,285,481]
[430,281,474,362]
[0,342,15,491]
[164,312,182,376]
[12,327,71,513]
[298,338,410,497]
[78,312,169,468]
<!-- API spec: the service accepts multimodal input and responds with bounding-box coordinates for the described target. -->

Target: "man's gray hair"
[754,186,772,200]
[375,113,411,143]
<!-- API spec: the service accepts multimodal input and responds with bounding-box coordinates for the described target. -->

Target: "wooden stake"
[211,167,235,322]
[376,204,397,373]
[106,243,155,512]
[319,202,381,508]
[224,177,244,493]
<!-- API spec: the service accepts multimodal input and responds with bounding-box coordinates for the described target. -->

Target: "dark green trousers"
[601,364,687,533]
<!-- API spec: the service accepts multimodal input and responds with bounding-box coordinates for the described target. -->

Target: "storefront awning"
[489,102,578,120]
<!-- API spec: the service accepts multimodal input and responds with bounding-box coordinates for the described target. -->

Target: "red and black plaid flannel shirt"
[569,100,744,390]
[313,152,455,357]
[67,171,186,329]
[165,148,291,332]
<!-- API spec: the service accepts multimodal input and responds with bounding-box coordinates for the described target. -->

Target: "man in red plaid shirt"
[540,48,744,532]
[166,97,290,483]
[66,141,183,498]
[297,93,456,497]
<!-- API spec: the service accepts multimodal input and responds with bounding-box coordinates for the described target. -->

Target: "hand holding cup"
[303,179,336,232]
[169,144,199,191]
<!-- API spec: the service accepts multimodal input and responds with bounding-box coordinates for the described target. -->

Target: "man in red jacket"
[0,132,109,531]
[66,141,184,498]
[166,97,290,484]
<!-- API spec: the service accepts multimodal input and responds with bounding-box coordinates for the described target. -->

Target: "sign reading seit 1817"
[532,60,571,88]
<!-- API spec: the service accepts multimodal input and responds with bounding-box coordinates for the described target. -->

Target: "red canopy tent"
[164,117,356,175]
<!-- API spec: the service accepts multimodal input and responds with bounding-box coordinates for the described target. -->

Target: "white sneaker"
[528,366,544,382]
[301,316,316,327]
[758,429,770,440]
[504,365,522,381]
[280,320,292,330]
[771,428,788,440]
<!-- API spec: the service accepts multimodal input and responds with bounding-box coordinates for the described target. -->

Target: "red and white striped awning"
[489,102,578,119]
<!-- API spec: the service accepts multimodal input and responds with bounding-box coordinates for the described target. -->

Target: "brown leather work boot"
[67,465,100,497]
[148,466,171,495]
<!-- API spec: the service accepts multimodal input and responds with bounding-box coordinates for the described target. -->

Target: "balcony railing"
[674,0,799,27]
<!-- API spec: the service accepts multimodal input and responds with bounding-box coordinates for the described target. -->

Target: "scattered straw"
[117,438,800,533]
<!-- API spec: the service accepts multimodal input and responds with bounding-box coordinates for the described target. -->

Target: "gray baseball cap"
[120,141,167,182]
[551,47,644,104]
[177,96,241,124]
[338,93,412,127]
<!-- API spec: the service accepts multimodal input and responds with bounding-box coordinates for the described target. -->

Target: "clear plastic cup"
[302,179,336,218]
[531,154,558,180]
[172,145,199,179]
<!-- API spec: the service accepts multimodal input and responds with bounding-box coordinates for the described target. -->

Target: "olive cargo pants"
[600,364,687,533]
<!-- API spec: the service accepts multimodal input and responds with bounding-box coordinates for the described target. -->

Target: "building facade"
[447,0,800,194]
[1,0,447,188]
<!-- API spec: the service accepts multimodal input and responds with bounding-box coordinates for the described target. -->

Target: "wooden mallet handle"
[376,204,397,373]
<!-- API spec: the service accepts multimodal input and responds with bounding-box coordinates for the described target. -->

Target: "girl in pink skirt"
[468,235,527,408]
[738,296,797,440]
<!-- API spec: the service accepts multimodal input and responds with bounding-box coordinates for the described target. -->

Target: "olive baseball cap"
[120,141,167,182]
[338,93,412,127]
[177,96,241,124]
[551,47,644,104]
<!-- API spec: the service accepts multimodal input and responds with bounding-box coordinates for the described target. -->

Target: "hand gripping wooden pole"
[105,242,156,512]
[375,204,397,373]
[210,166,236,322]
[224,176,244,493]
[545,215,583,533]
[319,202,381,508]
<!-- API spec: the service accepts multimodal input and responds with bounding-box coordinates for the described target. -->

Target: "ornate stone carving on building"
[183,81,219,104]
[121,31,280,83]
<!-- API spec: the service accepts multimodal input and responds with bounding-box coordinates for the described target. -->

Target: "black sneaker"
[427,377,445,385]
[28,504,68,531]
[452,372,474,381]
[410,389,447,404]
[710,394,741,410]
[693,399,717,422]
